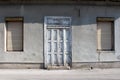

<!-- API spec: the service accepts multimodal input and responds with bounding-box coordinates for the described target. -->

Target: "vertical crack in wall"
[98,51,101,61]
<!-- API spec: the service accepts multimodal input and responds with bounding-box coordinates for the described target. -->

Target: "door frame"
[44,16,72,68]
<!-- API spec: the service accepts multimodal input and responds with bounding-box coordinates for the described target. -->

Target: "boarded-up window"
[6,18,23,51]
[97,18,114,51]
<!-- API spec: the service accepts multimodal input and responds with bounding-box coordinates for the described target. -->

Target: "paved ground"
[0,69,120,80]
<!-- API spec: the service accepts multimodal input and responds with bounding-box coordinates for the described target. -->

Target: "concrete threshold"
[47,66,71,70]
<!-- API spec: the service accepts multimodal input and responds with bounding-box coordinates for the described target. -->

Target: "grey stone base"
[0,62,120,69]
[0,63,44,69]
[72,62,120,69]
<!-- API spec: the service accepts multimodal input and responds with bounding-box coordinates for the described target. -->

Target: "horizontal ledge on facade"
[72,61,120,64]
[0,62,43,64]
[0,1,119,6]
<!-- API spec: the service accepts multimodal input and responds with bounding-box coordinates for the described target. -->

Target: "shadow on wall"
[0,5,120,61]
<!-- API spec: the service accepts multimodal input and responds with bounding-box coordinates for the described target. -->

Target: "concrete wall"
[72,5,120,62]
[0,5,119,68]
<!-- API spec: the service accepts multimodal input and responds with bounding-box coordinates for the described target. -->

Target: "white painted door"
[44,16,72,68]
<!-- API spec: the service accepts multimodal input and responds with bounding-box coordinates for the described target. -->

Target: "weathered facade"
[0,0,120,69]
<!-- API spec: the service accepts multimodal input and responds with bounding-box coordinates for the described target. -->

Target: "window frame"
[97,17,115,52]
[5,17,24,52]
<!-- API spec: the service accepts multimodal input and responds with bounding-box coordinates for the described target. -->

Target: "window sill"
[6,51,24,53]
[97,51,115,53]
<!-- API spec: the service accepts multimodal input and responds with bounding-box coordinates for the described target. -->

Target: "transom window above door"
[45,16,71,28]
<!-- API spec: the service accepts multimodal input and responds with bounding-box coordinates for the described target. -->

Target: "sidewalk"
[0,69,120,80]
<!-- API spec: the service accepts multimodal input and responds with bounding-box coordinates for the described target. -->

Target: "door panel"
[46,29,71,66]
